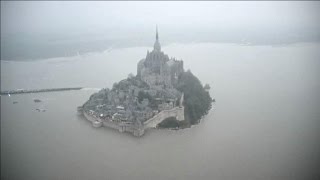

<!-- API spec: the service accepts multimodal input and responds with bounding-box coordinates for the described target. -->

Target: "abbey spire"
[156,25,159,41]
[154,25,161,51]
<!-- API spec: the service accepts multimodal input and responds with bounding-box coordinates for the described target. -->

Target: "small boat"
[34,99,41,103]
[35,108,46,112]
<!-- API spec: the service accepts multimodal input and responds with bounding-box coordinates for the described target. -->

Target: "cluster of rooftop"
[80,27,185,136]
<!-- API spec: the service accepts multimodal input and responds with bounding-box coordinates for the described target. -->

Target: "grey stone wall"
[143,107,185,128]
[83,111,144,137]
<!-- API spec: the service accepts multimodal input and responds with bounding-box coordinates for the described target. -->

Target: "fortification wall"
[83,111,144,136]
[83,106,184,136]
[144,107,184,128]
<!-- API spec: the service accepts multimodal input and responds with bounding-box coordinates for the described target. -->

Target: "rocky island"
[79,28,213,137]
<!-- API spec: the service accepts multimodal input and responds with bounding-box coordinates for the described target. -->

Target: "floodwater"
[1,43,320,180]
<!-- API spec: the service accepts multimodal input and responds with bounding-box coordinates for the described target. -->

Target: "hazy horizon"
[1,1,320,60]
[1,2,320,180]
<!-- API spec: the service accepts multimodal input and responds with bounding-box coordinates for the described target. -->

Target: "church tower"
[137,26,183,88]
[154,25,161,52]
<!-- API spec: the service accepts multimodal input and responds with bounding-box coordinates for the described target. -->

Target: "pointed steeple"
[156,25,159,41]
[154,25,161,51]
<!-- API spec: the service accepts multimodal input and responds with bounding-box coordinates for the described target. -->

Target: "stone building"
[82,27,186,137]
[137,27,184,88]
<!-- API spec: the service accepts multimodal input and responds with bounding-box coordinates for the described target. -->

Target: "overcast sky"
[1,1,320,36]
[1,1,320,60]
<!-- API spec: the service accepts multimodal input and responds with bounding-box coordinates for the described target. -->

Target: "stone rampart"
[143,107,184,128]
[83,111,144,136]
[83,106,184,135]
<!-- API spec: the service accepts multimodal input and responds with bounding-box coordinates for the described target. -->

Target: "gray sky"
[1,1,320,35]
[1,1,320,60]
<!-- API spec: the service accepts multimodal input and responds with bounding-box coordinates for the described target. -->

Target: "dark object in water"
[212,99,216,102]
[34,99,41,103]
[13,101,18,104]
[36,108,46,112]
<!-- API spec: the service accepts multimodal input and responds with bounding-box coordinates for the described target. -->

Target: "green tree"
[176,70,212,124]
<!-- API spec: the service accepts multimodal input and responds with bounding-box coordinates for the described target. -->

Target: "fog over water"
[1,42,320,180]
[1,1,320,180]
[1,1,320,60]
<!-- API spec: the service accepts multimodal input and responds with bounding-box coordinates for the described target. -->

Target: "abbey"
[80,27,186,137]
[137,27,184,88]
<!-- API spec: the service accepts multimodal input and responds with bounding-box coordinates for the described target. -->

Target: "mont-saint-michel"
[79,28,213,137]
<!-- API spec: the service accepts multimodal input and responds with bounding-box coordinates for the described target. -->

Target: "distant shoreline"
[1,41,319,62]
[0,87,83,95]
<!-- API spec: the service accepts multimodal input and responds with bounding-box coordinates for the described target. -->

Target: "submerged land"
[79,29,213,136]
